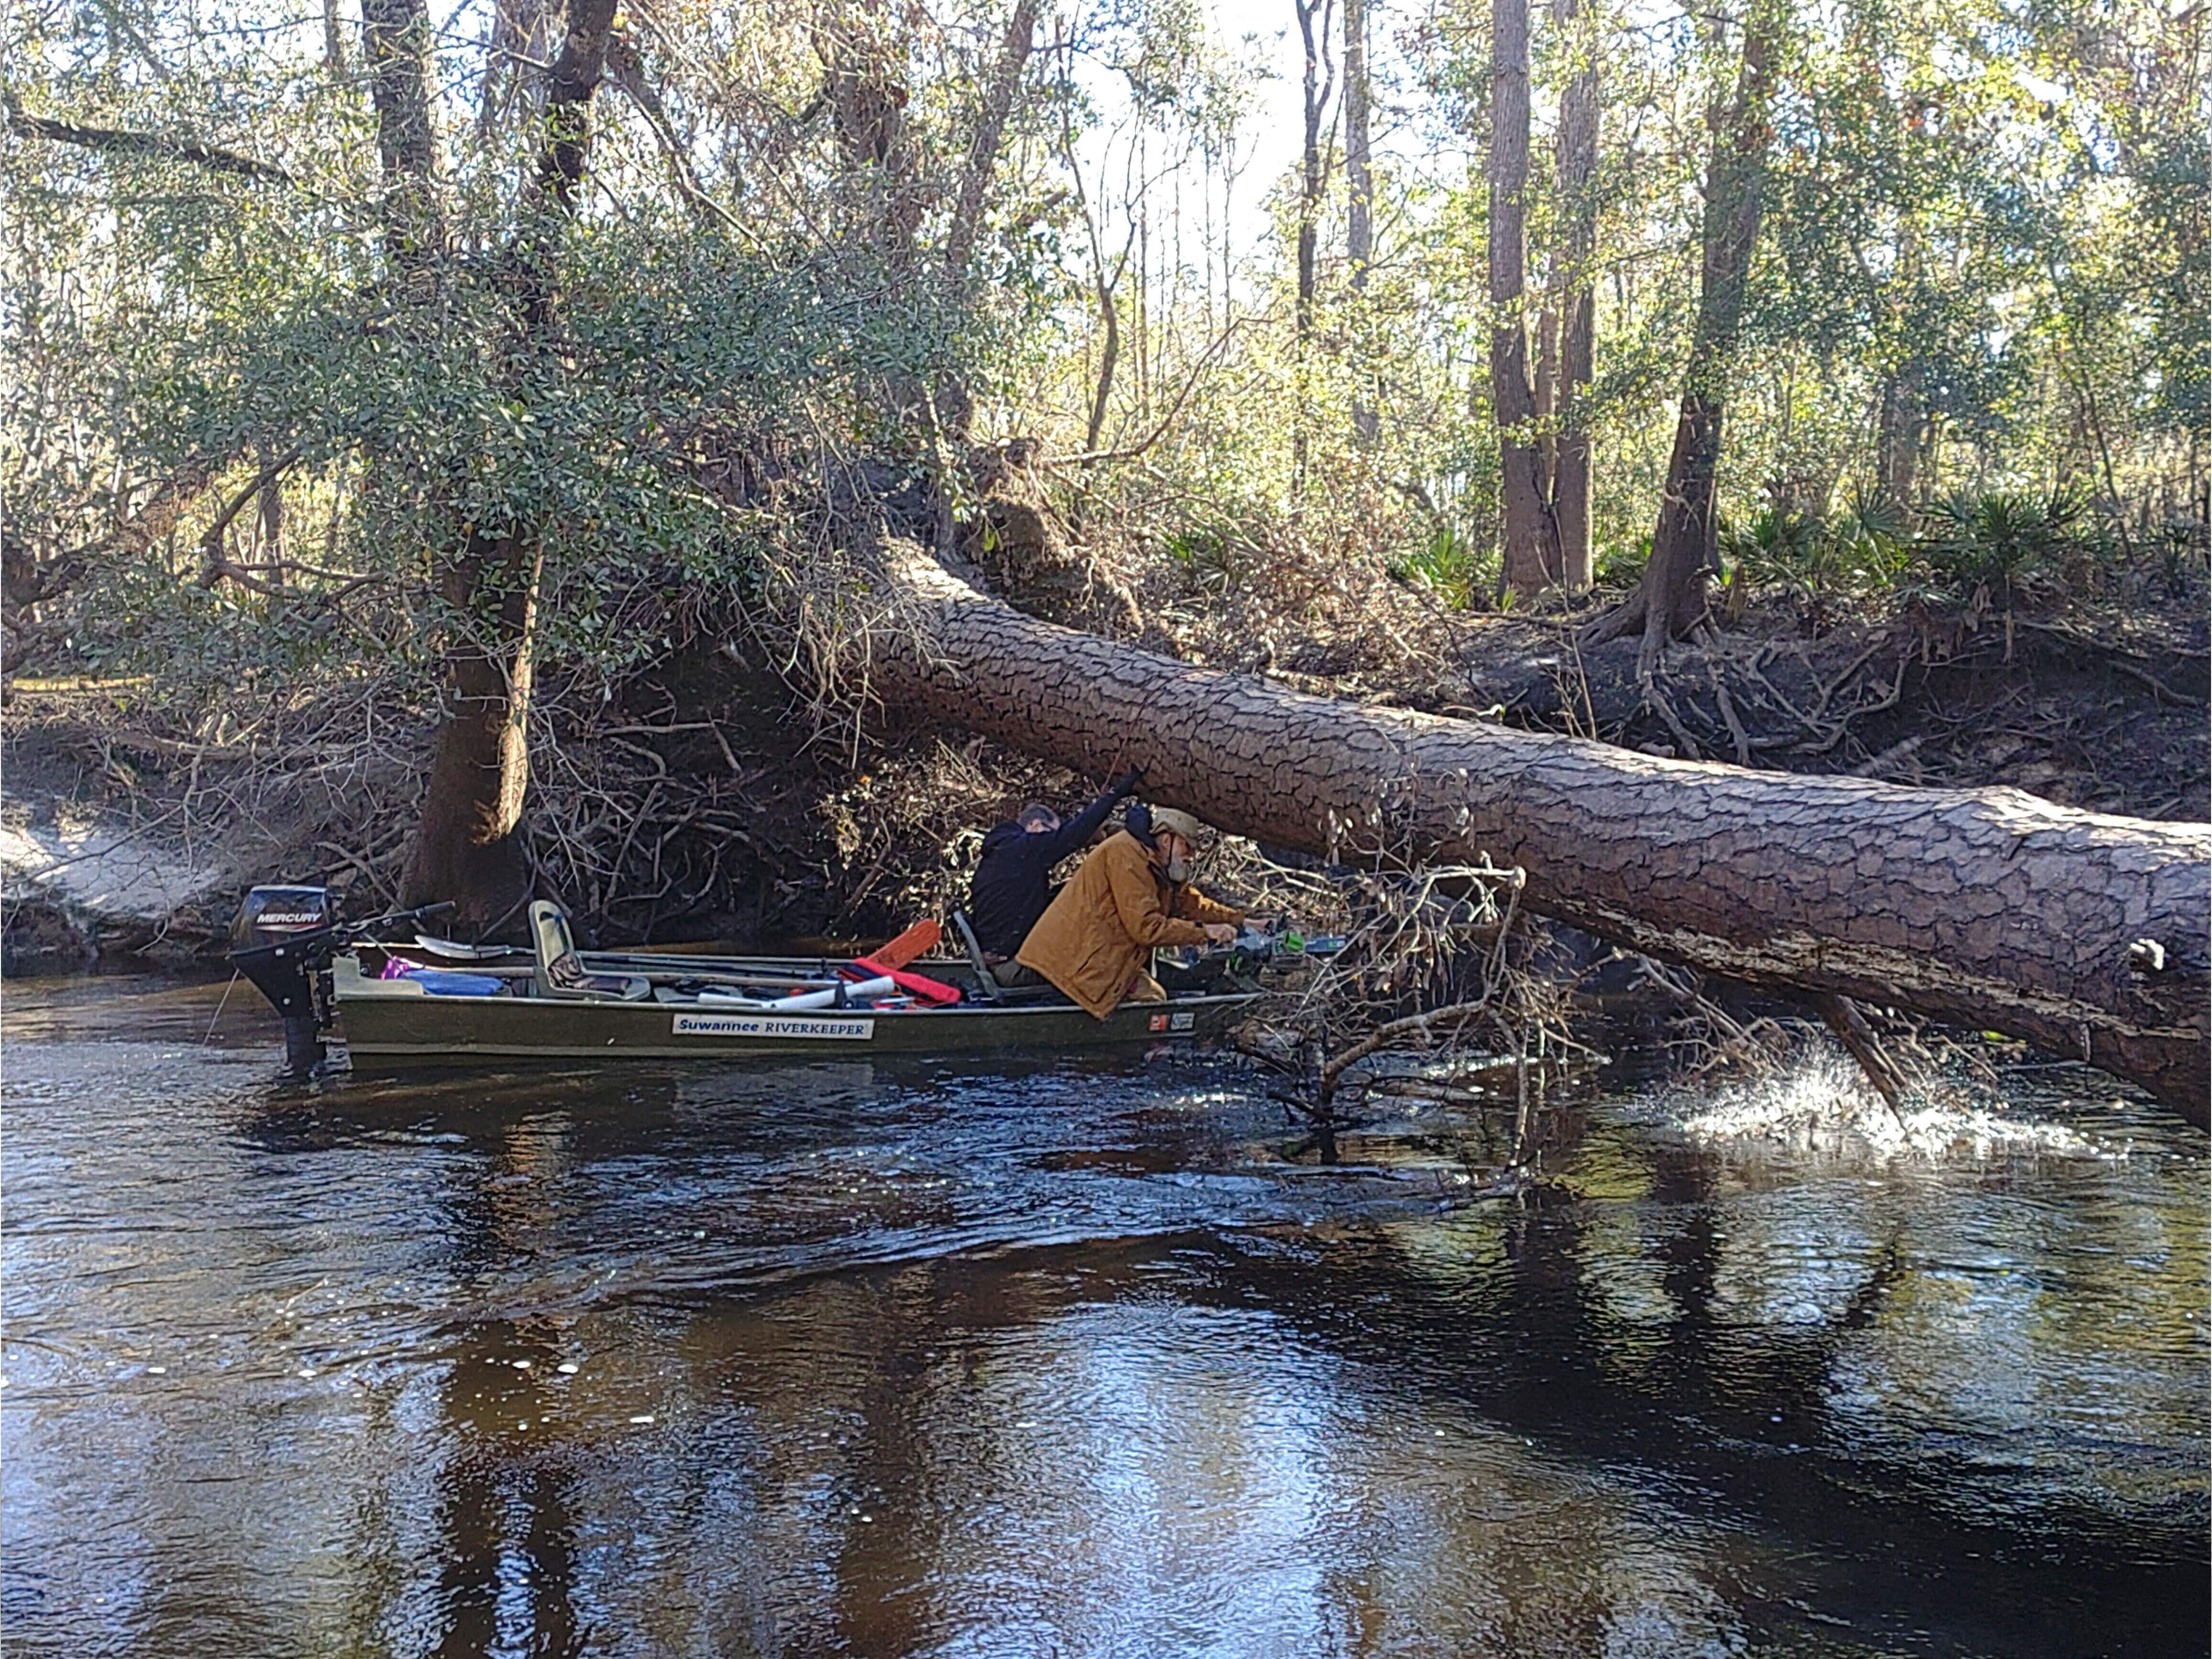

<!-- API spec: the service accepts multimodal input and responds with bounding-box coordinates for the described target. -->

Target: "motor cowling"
[228,885,336,1076]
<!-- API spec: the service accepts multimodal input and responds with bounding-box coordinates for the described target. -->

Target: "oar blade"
[862,918,941,973]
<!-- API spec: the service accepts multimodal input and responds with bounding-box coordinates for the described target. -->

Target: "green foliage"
[1709,485,2134,622]
[1389,524,1485,609]
[1594,537,1650,590]
[2,0,2201,731]
[1908,488,2092,606]
[1720,495,1910,620]
[1163,523,1246,595]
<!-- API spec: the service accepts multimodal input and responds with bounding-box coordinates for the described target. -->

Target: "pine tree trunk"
[861,536,2211,1121]
[1551,0,1599,590]
[1584,1,1777,661]
[1490,0,1563,599]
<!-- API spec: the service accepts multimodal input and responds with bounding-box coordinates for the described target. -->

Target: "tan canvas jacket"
[1015,830,1243,1019]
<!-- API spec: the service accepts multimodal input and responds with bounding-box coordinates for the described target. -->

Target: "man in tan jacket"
[1015,807,1245,1019]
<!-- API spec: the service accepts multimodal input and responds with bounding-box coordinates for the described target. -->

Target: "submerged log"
[864,539,2211,1122]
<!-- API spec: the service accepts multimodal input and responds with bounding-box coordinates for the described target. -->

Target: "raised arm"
[1043,768,1140,861]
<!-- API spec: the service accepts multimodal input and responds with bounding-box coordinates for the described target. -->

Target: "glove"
[1112,766,1142,797]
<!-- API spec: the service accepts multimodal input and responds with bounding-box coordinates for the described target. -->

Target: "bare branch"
[5,100,292,183]
[198,452,303,590]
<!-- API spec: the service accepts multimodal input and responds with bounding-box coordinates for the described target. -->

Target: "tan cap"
[1146,807,1207,842]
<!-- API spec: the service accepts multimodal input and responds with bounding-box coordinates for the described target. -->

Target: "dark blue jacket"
[967,786,1125,957]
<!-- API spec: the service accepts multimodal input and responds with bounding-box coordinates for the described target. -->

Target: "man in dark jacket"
[968,768,1141,962]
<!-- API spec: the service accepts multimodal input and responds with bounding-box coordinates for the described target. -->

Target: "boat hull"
[334,955,1258,1066]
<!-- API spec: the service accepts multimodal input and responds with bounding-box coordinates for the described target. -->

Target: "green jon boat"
[228,886,1259,1072]
[331,951,1257,1065]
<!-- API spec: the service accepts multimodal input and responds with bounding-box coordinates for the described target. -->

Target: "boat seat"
[950,911,1007,998]
[950,911,1058,1003]
[529,901,651,1002]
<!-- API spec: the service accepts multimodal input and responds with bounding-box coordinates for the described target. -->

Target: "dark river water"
[3,975,2205,1658]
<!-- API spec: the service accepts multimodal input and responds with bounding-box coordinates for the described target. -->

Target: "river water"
[3,975,2204,1658]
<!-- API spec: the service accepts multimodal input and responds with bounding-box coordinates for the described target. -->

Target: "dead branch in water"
[1227,856,1581,1170]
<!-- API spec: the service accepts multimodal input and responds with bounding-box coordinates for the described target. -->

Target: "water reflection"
[3,977,2204,1658]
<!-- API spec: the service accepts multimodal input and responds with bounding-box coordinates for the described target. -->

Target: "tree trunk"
[1055,73,1127,459]
[943,0,1039,293]
[1550,0,1599,590]
[395,0,621,935]
[1344,0,1377,444]
[860,536,2211,1122]
[1489,0,1563,599]
[360,0,443,267]
[1293,0,1332,347]
[1876,360,1922,507]
[937,0,1040,441]
[1085,271,1121,455]
[1292,0,1334,492]
[1584,1,1777,662]
[820,0,921,280]
[401,537,543,926]
[1875,221,1924,509]
[322,0,347,78]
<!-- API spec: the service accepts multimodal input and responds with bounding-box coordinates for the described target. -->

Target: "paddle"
[857,918,940,972]
[845,918,961,1004]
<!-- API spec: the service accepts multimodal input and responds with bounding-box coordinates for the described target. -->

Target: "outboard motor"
[229,886,336,1077]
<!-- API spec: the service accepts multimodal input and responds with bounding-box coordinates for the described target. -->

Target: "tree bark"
[322,0,347,79]
[4,97,292,182]
[1584,1,1777,661]
[1293,0,1333,348]
[1550,0,1599,590]
[935,0,1040,441]
[401,538,544,926]
[1874,221,1924,508]
[819,0,922,275]
[860,537,2211,1122]
[1054,67,1128,459]
[1489,0,1563,600]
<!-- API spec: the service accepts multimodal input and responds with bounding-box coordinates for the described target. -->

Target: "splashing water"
[1663,1052,2122,1163]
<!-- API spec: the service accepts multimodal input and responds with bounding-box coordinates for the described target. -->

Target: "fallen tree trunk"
[862,539,2211,1122]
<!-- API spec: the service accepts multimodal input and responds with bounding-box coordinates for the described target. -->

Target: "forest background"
[3,0,2205,955]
